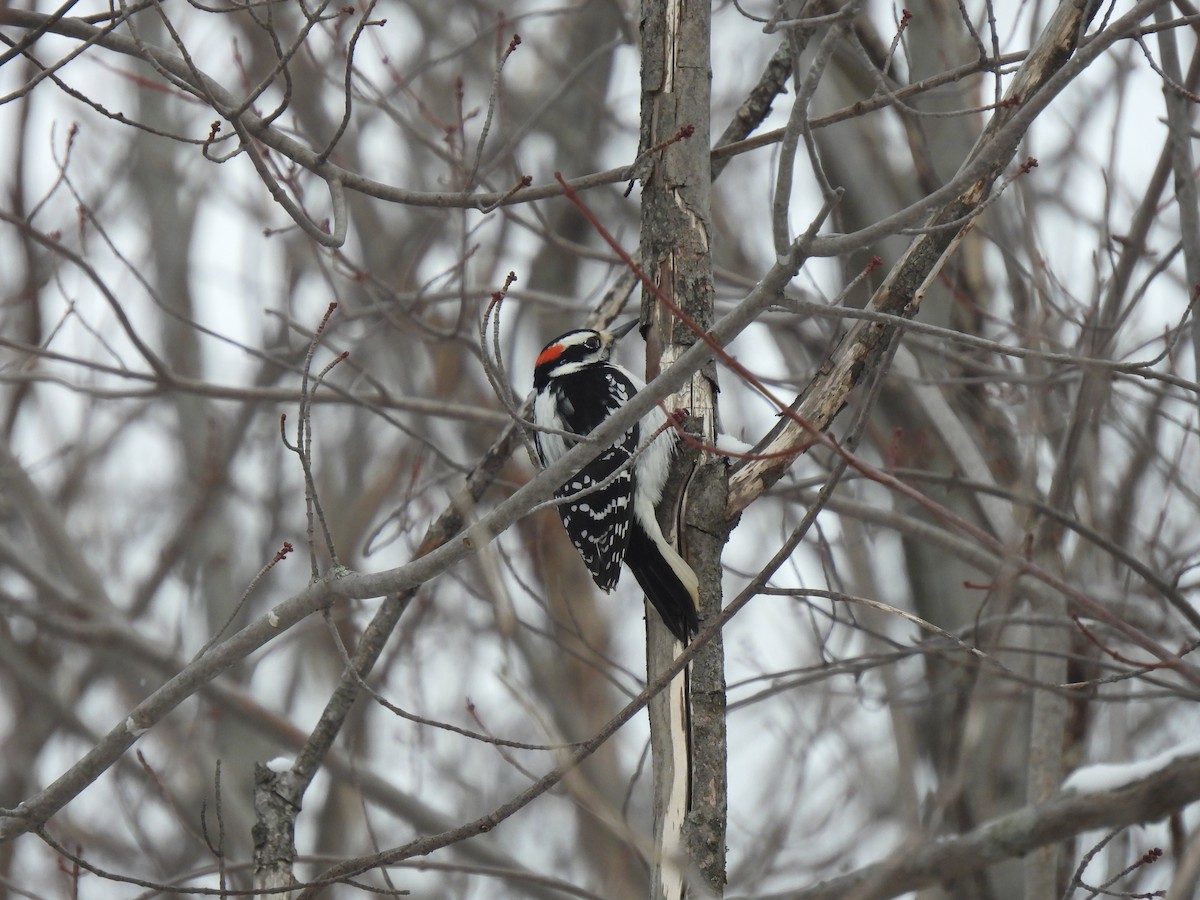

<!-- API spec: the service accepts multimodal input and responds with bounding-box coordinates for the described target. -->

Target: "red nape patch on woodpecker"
[536,343,565,368]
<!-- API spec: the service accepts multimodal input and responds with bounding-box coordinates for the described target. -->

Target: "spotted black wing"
[550,366,642,591]
[556,446,633,590]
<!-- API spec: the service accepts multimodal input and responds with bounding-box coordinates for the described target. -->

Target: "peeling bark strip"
[639,0,727,896]
[726,0,1105,517]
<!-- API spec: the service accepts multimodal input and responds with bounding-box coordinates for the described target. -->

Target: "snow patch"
[1063,738,1200,794]
[715,433,756,458]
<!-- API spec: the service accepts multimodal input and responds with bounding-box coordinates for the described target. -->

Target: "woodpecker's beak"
[608,319,639,341]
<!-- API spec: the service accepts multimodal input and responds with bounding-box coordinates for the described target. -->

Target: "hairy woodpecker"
[531,322,700,643]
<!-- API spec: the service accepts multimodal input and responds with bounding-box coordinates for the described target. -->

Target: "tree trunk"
[639,0,726,895]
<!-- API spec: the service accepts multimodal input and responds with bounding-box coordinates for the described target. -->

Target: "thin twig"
[193,543,295,660]
[466,32,521,187]
[286,303,345,578]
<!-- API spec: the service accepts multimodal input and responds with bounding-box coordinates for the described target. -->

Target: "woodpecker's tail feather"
[625,520,700,643]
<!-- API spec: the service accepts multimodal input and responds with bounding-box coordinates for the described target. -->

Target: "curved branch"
[756,750,1200,900]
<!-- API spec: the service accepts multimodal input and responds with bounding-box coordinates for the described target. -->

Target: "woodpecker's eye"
[584,335,601,351]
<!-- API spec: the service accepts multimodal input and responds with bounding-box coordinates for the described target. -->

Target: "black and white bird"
[532,322,700,643]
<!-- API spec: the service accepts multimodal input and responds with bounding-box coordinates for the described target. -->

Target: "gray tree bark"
[639,0,726,895]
